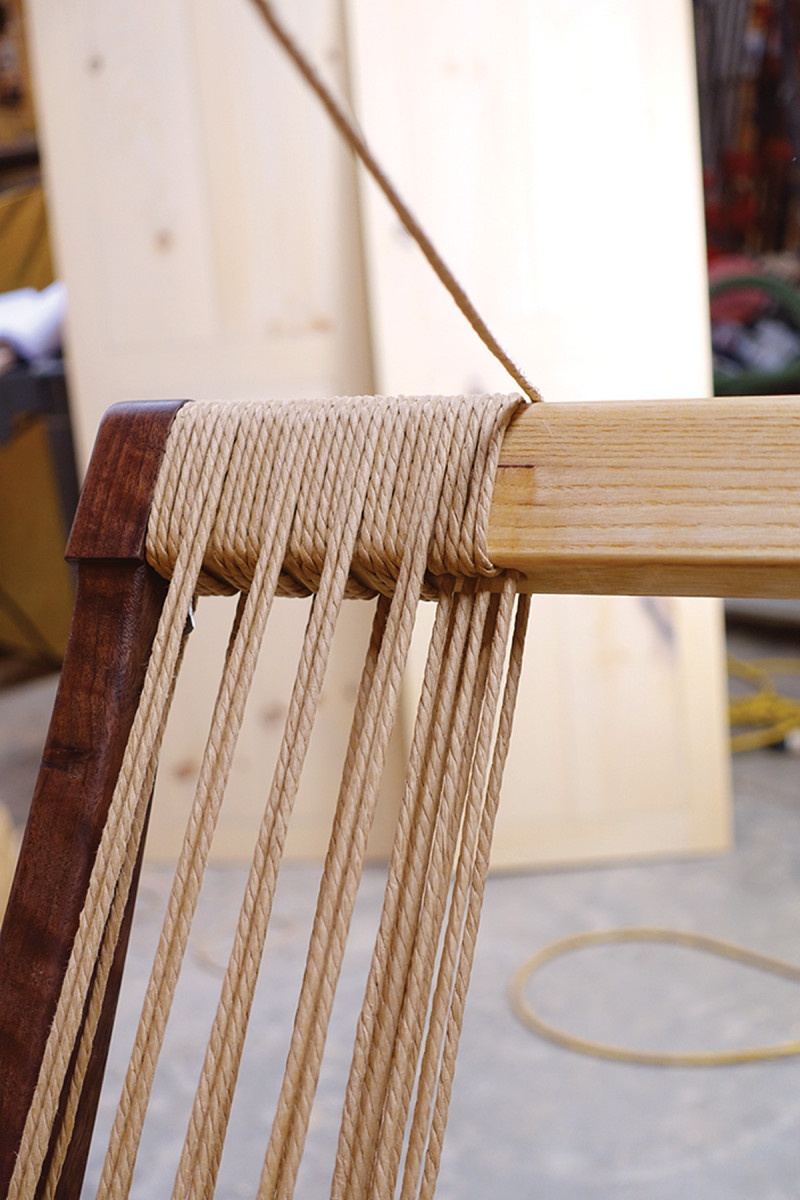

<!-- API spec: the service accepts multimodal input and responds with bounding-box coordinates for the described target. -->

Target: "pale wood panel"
[191,0,374,384]
[26,0,734,868]
[347,0,731,867]
[24,0,397,862]
[25,0,374,467]
[490,594,730,869]
[24,0,217,465]
[345,0,713,405]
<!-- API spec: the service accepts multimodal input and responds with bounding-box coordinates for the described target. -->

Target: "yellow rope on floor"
[510,927,800,1068]
[728,655,800,752]
[507,660,800,1073]
[12,394,529,1200]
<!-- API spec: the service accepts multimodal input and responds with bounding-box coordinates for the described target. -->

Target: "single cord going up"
[248,0,541,407]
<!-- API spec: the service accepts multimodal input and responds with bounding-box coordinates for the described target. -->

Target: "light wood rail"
[489,396,800,597]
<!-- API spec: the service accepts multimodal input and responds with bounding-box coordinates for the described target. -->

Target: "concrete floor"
[2,626,800,1198]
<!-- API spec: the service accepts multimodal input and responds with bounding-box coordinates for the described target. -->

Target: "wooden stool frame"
[0,394,798,1199]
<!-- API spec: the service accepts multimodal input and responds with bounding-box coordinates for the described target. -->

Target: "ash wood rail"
[489,396,800,598]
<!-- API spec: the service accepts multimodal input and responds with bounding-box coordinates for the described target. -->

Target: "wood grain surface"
[489,397,800,597]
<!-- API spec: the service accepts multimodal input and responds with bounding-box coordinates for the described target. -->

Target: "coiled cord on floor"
[509,927,800,1067]
[509,657,800,1068]
[728,654,800,752]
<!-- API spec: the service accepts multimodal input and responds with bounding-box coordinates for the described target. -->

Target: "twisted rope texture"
[13,394,530,1200]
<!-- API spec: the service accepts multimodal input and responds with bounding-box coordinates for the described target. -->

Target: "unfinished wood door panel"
[492,595,730,868]
[24,0,394,862]
[25,0,375,467]
[26,0,730,867]
[346,0,730,866]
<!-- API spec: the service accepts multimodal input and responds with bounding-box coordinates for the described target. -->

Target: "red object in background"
[763,135,796,167]
[697,0,800,255]
[708,256,770,324]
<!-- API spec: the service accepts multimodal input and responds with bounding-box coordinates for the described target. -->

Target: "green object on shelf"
[711,273,800,395]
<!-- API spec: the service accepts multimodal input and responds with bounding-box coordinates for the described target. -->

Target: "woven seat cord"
[10,394,529,1200]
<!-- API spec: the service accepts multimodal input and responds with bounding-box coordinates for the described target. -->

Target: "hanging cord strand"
[247,0,540,406]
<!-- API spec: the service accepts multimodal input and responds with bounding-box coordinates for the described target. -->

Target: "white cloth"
[0,281,66,360]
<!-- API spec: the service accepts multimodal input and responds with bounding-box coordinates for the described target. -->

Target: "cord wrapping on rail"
[10,394,530,1200]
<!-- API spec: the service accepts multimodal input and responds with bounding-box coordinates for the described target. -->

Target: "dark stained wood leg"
[0,561,167,1199]
[44,793,153,1200]
[44,787,153,1200]
[0,400,186,1200]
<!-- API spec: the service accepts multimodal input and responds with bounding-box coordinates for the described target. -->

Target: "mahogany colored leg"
[0,401,186,1199]
[0,561,166,1198]
[45,791,153,1200]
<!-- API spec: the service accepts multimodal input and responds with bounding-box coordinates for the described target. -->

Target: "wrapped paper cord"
[12,394,530,1200]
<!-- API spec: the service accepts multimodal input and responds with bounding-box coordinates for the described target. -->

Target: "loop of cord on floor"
[510,926,800,1068]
